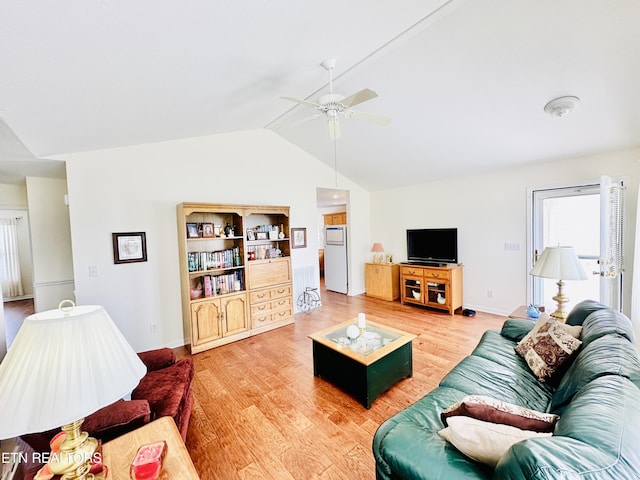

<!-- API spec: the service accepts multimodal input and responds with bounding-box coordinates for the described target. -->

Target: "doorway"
[529,178,625,311]
[316,188,349,294]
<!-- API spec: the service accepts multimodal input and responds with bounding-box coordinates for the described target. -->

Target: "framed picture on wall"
[112,232,147,264]
[291,227,307,249]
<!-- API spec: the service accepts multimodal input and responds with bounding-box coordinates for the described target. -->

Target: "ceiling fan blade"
[340,88,378,108]
[328,118,341,140]
[281,96,321,108]
[346,109,391,126]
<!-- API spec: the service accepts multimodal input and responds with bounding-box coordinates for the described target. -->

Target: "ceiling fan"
[281,59,391,140]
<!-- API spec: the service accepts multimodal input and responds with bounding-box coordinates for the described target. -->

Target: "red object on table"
[130,441,167,480]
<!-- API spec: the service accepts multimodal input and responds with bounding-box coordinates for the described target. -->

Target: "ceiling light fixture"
[544,96,580,117]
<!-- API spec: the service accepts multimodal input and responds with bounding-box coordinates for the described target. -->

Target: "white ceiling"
[1,0,639,189]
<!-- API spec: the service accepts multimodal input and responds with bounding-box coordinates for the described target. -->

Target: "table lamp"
[529,246,588,322]
[371,243,385,263]
[0,301,146,479]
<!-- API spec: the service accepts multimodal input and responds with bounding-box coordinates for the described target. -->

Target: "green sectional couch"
[372,300,640,479]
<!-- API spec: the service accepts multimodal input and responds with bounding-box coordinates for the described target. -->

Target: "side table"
[508,305,544,321]
[102,416,200,479]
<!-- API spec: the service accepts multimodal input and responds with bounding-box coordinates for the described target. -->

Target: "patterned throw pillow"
[438,416,552,467]
[515,315,582,382]
[441,395,559,432]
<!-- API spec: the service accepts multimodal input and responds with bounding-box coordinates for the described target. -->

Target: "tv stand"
[400,263,463,315]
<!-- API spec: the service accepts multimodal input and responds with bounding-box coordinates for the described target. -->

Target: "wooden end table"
[102,416,200,479]
[309,319,416,409]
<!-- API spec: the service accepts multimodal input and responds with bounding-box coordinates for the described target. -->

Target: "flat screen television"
[406,228,458,266]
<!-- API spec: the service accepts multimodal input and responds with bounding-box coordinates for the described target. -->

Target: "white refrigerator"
[324,225,348,294]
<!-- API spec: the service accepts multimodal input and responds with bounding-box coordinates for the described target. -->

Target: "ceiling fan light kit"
[280,58,391,140]
[544,96,580,117]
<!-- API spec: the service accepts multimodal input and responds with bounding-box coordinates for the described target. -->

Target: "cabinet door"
[191,301,222,345]
[332,213,346,224]
[426,281,450,308]
[222,294,248,336]
[247,258,291,289]
[402,275,423,303]
[366,264,389,297]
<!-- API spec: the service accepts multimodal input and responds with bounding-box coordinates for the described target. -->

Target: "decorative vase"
[346,324,360,340]
[526,304,541,319]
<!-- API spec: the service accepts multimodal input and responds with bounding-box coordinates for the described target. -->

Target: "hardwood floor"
[3,298,34,344]
[183,290,506,480]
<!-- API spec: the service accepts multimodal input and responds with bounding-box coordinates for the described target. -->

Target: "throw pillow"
[438,416,552,467]
[515,315,582,382]
[441,395,559,432]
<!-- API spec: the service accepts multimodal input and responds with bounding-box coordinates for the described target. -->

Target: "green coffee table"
[309,319,416,408]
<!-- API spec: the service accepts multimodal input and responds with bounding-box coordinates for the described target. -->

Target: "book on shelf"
[199,271,244,296]
[187,248,240,272]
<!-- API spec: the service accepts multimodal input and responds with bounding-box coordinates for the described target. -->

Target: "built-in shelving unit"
[177,203,293,353]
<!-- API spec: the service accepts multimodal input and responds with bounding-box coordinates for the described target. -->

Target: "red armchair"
[22,348,194,452]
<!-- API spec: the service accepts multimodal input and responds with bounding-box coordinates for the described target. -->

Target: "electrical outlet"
[88,265,98,277]
[149,324,158,334]
[504,242,520,251]
[487,290,493,298]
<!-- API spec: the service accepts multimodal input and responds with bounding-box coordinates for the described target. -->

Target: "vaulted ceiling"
[1,1,639,188]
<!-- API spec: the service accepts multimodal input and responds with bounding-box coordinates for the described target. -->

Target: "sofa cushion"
[373,386,495,480]
[132,358,194,421]
[496,376,640,479]
[549,333,640,413]
[578,308,634,348]
[515,316,582,383]
[438,416,552,467]
[442,395,558,432]
[137,348,177,372]
[83,399,151,442]
[500,319,535,342]
[565,299,609,326]
[20,399,151,453]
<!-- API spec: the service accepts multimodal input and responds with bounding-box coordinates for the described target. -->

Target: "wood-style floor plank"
[184,288,506,479]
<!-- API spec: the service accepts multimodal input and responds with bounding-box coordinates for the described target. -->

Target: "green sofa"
[373,300,640,479]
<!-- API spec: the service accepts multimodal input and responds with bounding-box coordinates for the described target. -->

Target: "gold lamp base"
[48,419,102,480]
[549,279,569,323]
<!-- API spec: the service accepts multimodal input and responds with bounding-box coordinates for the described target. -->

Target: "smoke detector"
[544,96,580,117]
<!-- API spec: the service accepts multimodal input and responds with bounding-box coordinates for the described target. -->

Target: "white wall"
[63,129,370,351]
[371,147,640,315]
[25,177,75,311]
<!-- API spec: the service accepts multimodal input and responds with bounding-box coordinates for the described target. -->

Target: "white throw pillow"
[438,416,552,467]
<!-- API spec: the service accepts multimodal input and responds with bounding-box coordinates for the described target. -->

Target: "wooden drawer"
[271,296,292,310]
[401,266,424,277]
[423,269,450,281]
[271,284,292,300]
[250,289,272,303]
[272,308,293,321]
[251,313,273,326]
[251,296,292,315]
[249,284,292,304]
[251,307,293,327]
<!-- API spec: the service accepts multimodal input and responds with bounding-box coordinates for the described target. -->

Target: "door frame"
[526,179,601,307]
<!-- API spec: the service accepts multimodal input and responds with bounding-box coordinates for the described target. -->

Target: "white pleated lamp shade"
[0,305,147,440]
[529,246,589,280]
